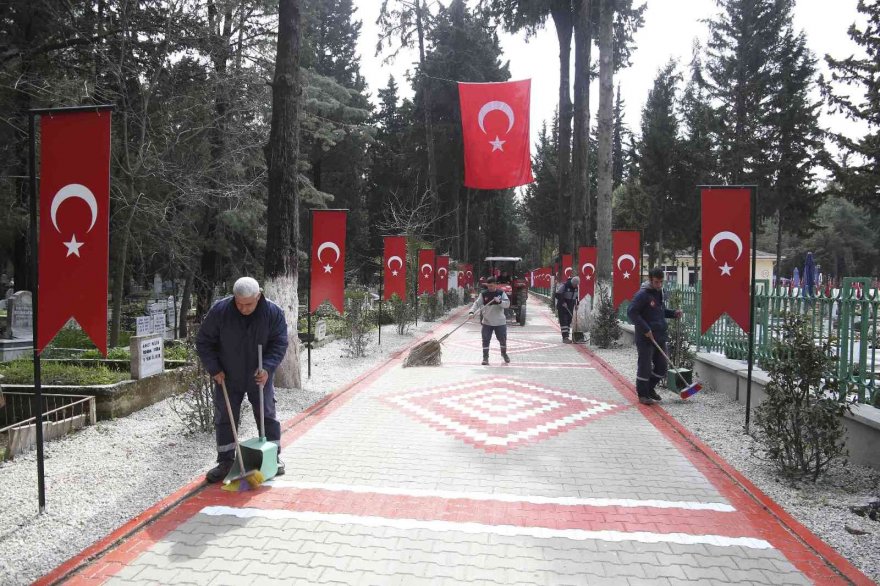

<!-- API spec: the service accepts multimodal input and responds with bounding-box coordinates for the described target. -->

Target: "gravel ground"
[591,343,880,584]
[0,316,441,585]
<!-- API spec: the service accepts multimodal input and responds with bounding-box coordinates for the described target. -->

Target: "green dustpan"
[238,344,278,481]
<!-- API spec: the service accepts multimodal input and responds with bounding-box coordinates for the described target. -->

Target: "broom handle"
[438,313,473,343]
[220,379,248,480]
[649,336,692,388]
[258,344,265,440]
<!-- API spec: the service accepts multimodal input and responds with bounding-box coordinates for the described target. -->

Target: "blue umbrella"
[803,252,816,297]
[792,267,800,289]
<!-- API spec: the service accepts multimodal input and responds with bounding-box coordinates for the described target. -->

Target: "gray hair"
[571,276,580,286]
[233,277,261,298]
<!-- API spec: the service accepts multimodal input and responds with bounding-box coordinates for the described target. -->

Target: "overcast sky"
[352,0,868,150]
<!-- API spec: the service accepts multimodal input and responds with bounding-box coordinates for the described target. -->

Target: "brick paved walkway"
[39,302,874,585]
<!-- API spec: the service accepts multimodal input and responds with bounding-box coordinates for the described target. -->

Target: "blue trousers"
[214,382,281,463]
[636,340,668,398]
[481,325,508,357]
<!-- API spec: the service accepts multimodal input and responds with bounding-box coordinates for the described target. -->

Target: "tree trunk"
[178,270,194,338]
[109,198,138,347]
[572,0,592,247]
[551,4,573,257]
[264,0,303,390]
[775,209,783,286]
[415,0,439,218]
[596,0,615,282]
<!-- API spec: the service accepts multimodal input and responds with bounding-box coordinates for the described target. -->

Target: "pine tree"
[823,0,880,211]
[765,28,825,277]
[638,60,682,266]
[702,0,793,183]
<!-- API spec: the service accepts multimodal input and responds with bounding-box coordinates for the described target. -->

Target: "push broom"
[649,337,703,399]
[403,313,474,367]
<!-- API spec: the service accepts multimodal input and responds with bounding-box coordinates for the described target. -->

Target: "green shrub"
[342,289,374,357]
[82,347,130,360]
[0,360,129,385]
[389,294,414,335]
[168,364,214,434]
[590,283,620,349]
[666,290,694,370]
[754,312,849,481]
[420,293,441,321]
[164,342,194,362]
[444,288,462,309]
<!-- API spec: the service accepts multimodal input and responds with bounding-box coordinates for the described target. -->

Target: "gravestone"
[136,316,152,337]
[153,274,163,297]
[315,319,327,341]
[130,334,164,379]
[6,291,33,340]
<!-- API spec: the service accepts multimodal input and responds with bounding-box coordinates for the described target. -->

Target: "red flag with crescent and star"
[310,210,347,313]
[459,80,533,190]
[417,249,435,295]
[561,253,574,282]
[578,246,597,301]
[383,235,407,302]
[701,187,751,334]
[612,231,641,310]
[37,111,112,355]
[461,264,473,288]
[436,256,450,292]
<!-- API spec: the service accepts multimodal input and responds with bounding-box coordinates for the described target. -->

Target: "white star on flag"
[719,262,733,276]
[489,136,506,152]
[623,271,631,279]
[64,234,84,257]
[391,270,398,276]
[323,264,333,273]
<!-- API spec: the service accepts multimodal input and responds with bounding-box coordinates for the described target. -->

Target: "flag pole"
[744,185,759,434]
[307,208,312,379]
[28,111,46,513]
[378,272,383,346]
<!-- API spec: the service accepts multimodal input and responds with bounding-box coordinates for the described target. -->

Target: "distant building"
[663,250,779,287]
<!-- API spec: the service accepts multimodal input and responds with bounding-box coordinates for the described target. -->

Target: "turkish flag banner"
[561,254,573,281]
[612,231,641,310]
[459,80,533,190]
[310,210,347,313]
[436,256,450,292]
[461,264,473,288]
[417,249,435,295]
[383,235,407,302]
[579,246,597,301]
[38,111,112,355]
[701,188,752,334]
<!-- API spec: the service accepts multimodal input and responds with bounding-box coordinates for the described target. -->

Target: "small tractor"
[477,256,529,326]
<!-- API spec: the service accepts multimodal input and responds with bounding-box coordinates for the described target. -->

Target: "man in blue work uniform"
[555,275,580,343]
[196,277,289,482]
[627,268,682,405]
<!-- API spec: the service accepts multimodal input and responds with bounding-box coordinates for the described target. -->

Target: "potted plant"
[666,290,695,391]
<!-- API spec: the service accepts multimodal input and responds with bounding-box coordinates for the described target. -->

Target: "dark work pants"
[214,382,281,463]
[635,340,668,398]
[558,304,574,338]
[481,325,508,358]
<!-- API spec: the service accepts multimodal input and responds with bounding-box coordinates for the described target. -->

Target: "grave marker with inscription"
[6,291,33,340]
[130,334,164,379]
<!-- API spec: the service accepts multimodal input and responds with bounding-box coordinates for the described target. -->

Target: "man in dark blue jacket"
[196,277,289,482]
[626,268,682,405]
[555,276,580,343]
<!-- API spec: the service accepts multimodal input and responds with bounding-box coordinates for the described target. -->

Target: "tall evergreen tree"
[702,0,793,184]
[612,85,629,190]
[823,0,880,211]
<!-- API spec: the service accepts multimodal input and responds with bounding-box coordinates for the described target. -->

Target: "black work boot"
[482,352,489,366]
[206,460,233,484]
[501,351,510,364]
[276,458,286,476]
[650,389,663,402]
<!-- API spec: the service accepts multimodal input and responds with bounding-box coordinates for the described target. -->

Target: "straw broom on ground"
[404,313,474,367]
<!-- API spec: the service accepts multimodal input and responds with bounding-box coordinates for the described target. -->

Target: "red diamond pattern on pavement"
[447,337,558,354]
[381,377,626,452]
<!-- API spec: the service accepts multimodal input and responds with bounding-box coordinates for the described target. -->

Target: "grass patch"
[0,360,129,385]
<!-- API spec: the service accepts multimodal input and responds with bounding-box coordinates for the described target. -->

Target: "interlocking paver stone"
[54,302,868,586]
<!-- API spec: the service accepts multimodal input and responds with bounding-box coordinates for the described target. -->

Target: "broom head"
[404,339,442,367]
[221,469,266,492]
[679,382,703,399]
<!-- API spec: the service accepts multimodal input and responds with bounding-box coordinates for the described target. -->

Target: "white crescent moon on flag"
[420,263,433,276]
[477,101,515,134]
[387,255,403,270]
[563,267,572,277]
[437,267,448,277]
[317,241,341,264]
[617,254,637,271]
[581,262,595,275]
[466,271,473,277]
[51,183,98,233]
[709,231,744,262]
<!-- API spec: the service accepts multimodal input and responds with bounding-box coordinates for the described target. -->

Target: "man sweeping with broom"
[196,277,289,483]
[469,277,511,365]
